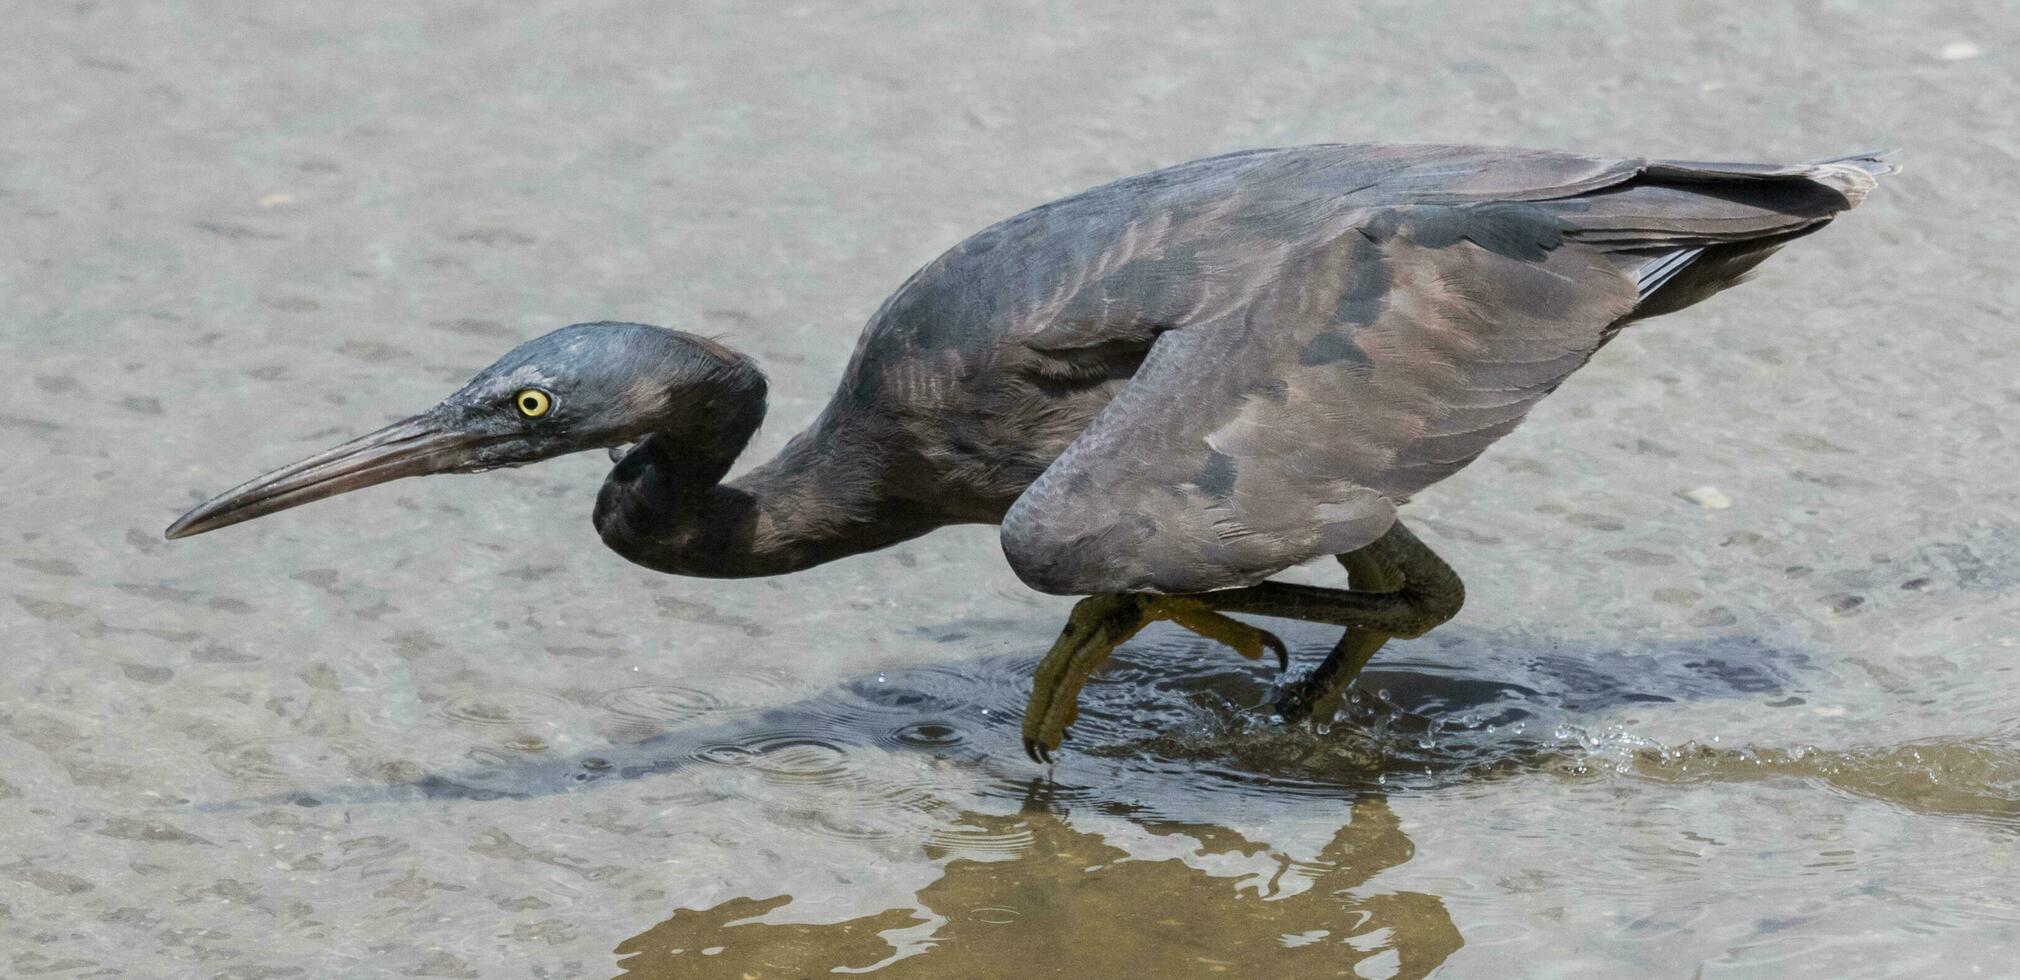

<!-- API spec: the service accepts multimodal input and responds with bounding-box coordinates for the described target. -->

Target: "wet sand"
[4,2,2018,976]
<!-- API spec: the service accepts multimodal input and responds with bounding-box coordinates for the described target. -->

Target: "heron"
[167,143,1891,763]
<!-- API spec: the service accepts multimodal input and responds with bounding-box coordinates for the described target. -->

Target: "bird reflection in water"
[613,794,1459,979]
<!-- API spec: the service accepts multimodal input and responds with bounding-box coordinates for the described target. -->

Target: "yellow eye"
[513,388,552,418]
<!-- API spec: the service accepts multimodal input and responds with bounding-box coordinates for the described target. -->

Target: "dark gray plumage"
[980,146,1890,593]
[171,142,1889,584]
[166,142,1890,759]
[603,143,1887,593]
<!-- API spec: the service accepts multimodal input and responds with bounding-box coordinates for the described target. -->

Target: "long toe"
[1157,600,1288,670]
[1261,628,1289,672]
[1021,594,1146,765]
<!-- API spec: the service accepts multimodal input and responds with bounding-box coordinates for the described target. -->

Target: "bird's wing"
[998,202,1638,595]
[996,149,1878,596]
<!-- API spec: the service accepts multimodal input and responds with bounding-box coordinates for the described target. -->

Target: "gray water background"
[4,2,2018,976]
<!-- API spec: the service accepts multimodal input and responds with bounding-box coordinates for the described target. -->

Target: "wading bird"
[168,143,1890,763]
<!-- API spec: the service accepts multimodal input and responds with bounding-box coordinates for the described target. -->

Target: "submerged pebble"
[1678,486,1733,510]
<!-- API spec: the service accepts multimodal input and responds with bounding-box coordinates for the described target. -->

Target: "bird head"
[165,321,766,539]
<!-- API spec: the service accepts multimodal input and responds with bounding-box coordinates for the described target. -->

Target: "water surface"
[5,1,2020,976]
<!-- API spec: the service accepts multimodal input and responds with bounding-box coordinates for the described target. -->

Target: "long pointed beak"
[165,414,496,540]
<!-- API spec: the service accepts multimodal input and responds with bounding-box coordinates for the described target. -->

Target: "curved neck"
[593,395,939,579]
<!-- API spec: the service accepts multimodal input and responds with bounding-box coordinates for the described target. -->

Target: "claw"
[1261,629,1289,673]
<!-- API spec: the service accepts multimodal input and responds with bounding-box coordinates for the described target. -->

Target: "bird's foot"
[1271,624,1391,725]
[1273,672,1337,725]
[1021,594,1286,764]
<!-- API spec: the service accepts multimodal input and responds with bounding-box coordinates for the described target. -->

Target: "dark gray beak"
[165,414,495,539]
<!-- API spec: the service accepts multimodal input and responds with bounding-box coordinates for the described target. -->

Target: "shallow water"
[7,1,2020,976]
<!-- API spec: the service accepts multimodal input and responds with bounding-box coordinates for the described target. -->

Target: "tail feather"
[1808,148,1902,173]
[1618,234,1804,323]
[1572,150,1897,321]
[1632,244,1706,297]
[1799,150,1899,206]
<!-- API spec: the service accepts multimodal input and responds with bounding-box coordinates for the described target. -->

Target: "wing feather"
[1000,205,1637,594]
[986,147,1887,595]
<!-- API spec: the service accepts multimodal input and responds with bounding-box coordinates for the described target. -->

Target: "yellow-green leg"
[1020,521,1464,761]
[1021,594,1288,763]
[1273,545,1406,723]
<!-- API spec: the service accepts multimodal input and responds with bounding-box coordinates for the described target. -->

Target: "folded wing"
[999,154,1885,594]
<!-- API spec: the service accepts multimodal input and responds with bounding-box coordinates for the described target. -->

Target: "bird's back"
[806,144,1888,565]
